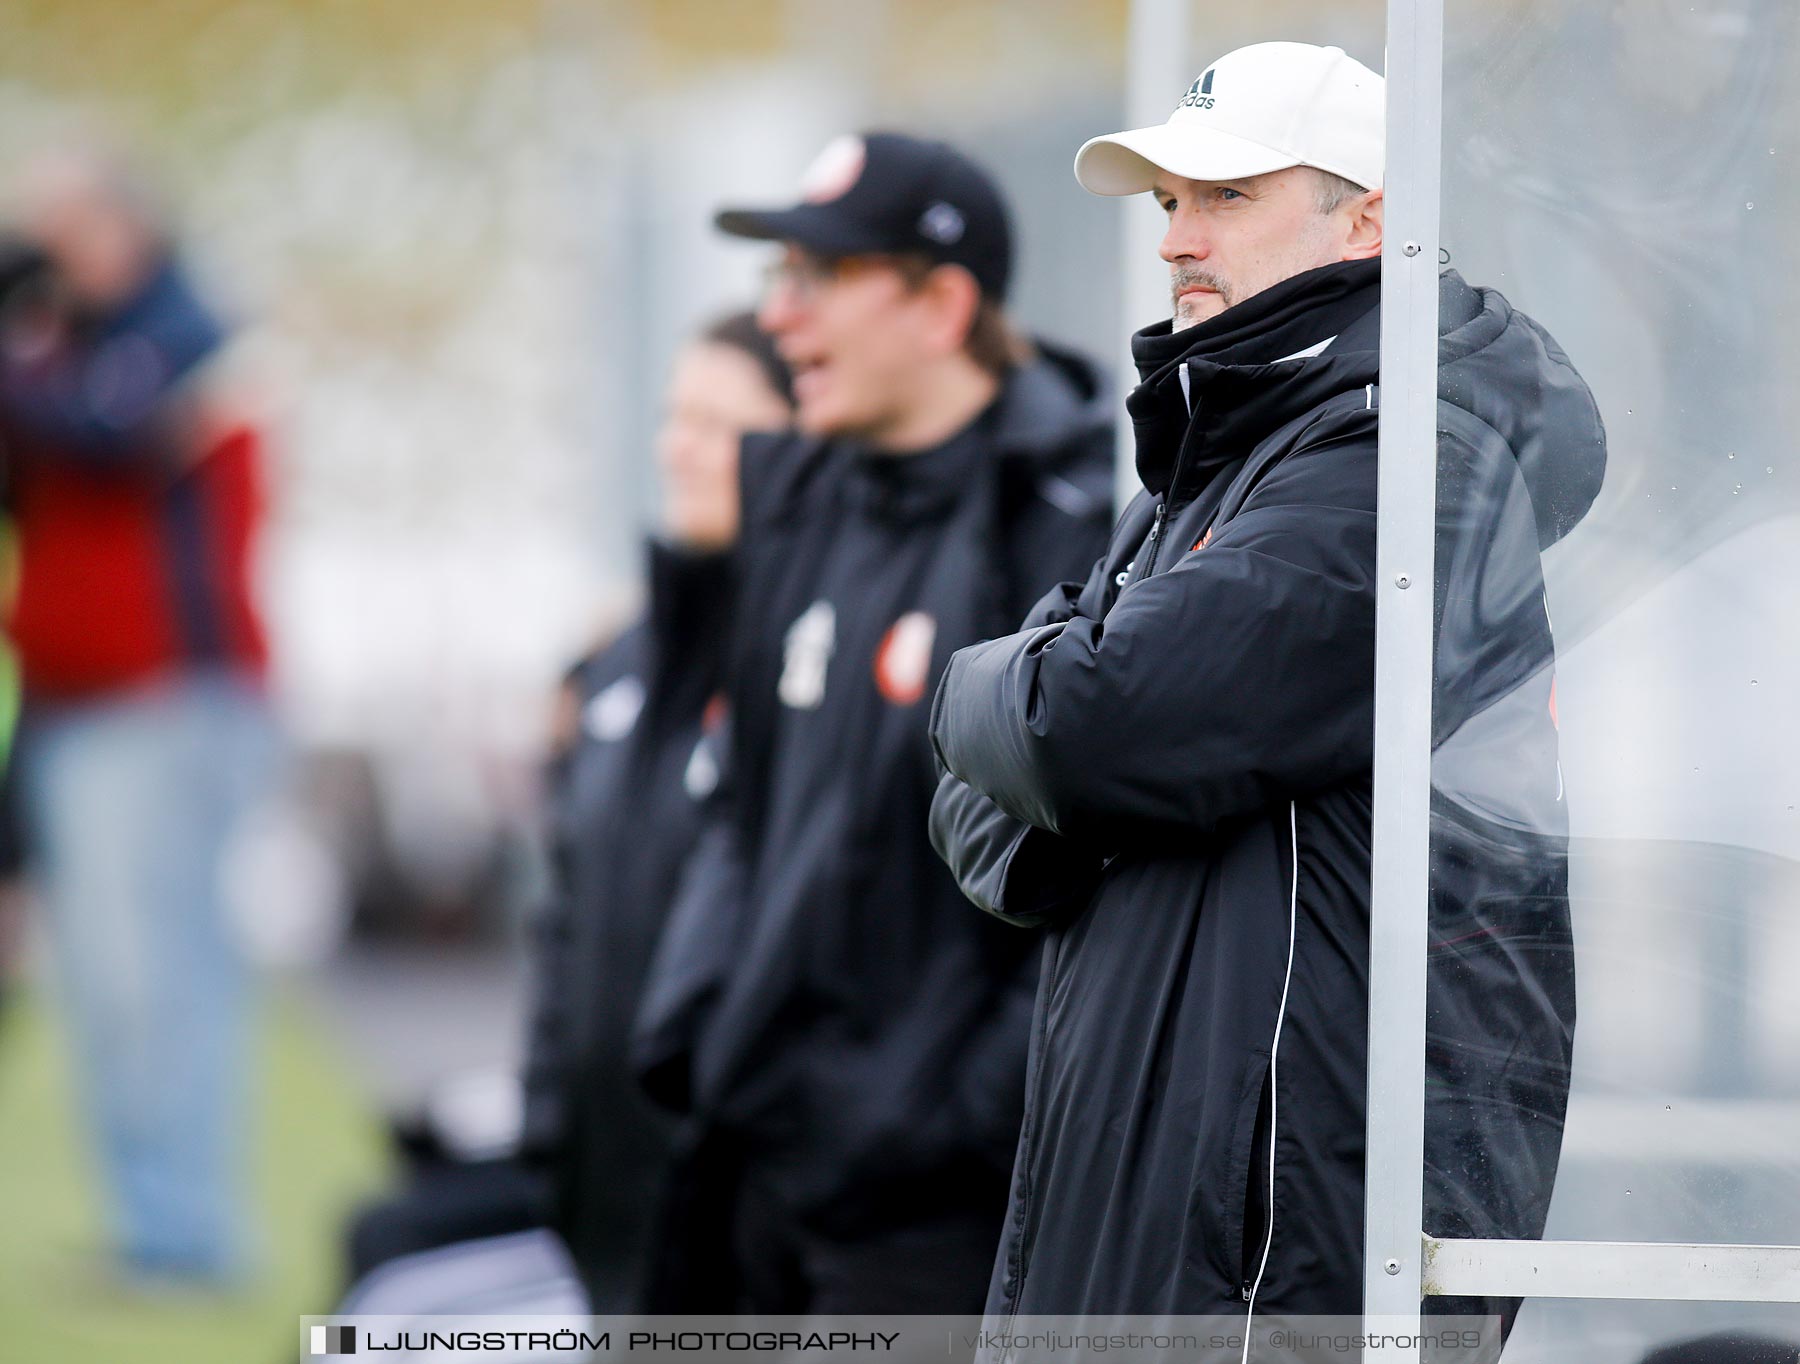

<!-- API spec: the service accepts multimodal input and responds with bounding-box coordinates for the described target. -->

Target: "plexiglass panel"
[1504,1298,1800,1364]
[1424,0,1800,1272]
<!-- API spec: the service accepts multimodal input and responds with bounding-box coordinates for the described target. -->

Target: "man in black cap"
[715,131,1021,451]
[630,131,1114,1312]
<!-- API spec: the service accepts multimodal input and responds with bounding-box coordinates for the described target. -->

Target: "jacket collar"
[987,339,1107,461]
[842,402,995,523]
[1127,258,1382,499]
[840,343,1109,523]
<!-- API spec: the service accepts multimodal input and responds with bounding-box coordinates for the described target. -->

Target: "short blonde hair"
[1310,167,1373,215]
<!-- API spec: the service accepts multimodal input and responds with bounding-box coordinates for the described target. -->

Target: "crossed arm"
[929,424,1379,926]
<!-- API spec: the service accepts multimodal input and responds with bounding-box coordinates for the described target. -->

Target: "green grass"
[0,987,393,1364]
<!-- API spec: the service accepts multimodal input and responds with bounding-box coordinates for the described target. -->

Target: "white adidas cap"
[1075,42,1384,197]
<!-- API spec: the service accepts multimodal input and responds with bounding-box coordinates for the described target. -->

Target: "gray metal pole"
[1363,0,1444,1356]
[1115,0,1192,513]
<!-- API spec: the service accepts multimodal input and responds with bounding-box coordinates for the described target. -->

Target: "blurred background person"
[631,131,1115,1313]
[530,309,793,1311]
[336,310,794,1315]
[0,146,276,1289]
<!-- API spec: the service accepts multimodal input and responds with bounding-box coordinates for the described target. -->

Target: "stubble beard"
[1170,264,1233,331]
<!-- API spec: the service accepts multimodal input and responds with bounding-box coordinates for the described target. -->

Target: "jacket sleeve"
[932,413,1378,841]
[620,540,738,1115]
[516,663,598,1166]
[629,727,746,1115]
[517,886,576,1163]
[929,574,1111,927]
[640,538,732,721]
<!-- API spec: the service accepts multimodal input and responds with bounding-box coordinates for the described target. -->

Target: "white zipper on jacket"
[1241,799,1300,1359]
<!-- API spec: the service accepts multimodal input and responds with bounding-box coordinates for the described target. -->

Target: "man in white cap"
[930,41,1603,1336]
[1074,40,1386,330]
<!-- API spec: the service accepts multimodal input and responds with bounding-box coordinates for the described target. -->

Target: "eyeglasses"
[759,253,894,306]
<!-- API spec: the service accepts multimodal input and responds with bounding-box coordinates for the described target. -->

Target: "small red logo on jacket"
[873,611,938,707]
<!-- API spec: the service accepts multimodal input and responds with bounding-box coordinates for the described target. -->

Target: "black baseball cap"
[715,131,1014,301]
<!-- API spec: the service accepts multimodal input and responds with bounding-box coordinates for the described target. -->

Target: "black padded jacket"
[930,259,1605,1329]
[633,344,1115,1240]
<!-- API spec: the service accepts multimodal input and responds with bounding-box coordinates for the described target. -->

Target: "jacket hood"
[846,339,1112,524]
[1124,261,1606,548]
[744,339,1112,529]
[1436,271,1606,549]
[990,337,1112,465]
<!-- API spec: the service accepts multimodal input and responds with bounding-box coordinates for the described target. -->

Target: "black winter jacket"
[929,260,1606,1324]
[523,540,730,1308]
[632,344,1115,1238]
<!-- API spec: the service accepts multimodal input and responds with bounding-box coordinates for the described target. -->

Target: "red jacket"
[0,256,268,700]
[7,422,268,699]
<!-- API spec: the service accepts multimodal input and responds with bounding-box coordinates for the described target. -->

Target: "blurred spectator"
[0,147,275,1288]
[631,132,1115,1313]
[339,311,794,1313]
[522,309,793,1310]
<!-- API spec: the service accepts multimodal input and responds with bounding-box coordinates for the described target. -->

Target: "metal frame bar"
[1424,1238,1800,1304]
[1363,0,1445,1355]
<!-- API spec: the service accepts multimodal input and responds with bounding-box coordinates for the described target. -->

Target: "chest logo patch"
[585,674,645,743]
[873,610,938,707]
[684,735,721,800]
[779,600,837,710]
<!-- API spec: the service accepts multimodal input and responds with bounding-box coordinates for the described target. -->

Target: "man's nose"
[758,282,803,335]
[1159,215,1211,266]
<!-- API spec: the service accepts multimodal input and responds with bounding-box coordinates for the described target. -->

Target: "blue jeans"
[19,668,276,1279]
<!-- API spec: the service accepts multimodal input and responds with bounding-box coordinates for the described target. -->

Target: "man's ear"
[918,263,984,357]
[1342,188,1383,261]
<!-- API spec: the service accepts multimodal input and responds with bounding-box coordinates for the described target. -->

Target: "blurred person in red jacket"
[0,147,275,1289]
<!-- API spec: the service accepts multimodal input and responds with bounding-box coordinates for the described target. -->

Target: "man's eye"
[1158,196,1177,213]
[1218,187,1243,201]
